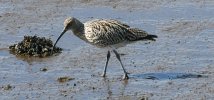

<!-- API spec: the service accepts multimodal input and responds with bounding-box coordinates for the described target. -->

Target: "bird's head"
[63,17,76,31]
[52,17,81,54]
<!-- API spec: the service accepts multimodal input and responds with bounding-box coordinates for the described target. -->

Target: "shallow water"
[0,0,214,100]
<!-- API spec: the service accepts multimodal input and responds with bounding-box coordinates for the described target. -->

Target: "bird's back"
[83,19,157,48]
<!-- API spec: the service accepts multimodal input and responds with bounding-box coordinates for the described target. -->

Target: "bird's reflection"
[102,77,129,99]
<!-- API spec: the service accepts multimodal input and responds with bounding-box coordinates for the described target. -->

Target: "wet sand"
[0,0,214,99]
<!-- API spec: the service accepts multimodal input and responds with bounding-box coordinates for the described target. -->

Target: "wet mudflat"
[0,0,214,99]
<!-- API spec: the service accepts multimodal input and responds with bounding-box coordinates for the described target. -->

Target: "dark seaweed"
[9,35,62,57]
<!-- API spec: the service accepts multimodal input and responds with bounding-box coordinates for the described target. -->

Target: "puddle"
[132,72,206,80]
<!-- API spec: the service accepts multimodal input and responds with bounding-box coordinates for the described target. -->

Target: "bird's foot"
[101,73,106,77]
[123,74,129,80]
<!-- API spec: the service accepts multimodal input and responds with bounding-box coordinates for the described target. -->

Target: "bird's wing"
[106,20,150,40]
[84,19,149,47]
[84,19,130,47]
[107,19,130,28]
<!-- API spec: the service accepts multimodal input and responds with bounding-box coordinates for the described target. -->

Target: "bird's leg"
[113,50,129,80]
[102,51,111,77]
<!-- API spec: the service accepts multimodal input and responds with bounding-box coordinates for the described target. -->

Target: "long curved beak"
[52,29,67,54]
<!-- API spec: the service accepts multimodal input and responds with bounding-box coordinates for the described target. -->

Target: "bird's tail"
[143,34,158,41]
[127,28,158,41]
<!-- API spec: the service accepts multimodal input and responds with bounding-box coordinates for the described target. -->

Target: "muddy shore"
[0,0,214,99]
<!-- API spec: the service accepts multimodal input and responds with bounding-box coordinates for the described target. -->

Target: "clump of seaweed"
[9,35,62,57]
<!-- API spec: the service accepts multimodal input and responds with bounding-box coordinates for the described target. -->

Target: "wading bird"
[53,17,157,80]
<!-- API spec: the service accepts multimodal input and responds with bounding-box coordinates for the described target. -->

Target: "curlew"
[53,17,157,80]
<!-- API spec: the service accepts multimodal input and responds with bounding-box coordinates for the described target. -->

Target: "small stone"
[57,76,74,83]
[74,83,76,86]
[3,84,13,90]
[40,68,48,72]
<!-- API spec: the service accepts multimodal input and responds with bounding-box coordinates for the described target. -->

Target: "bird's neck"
[72,19,84,35]
[72,23,86,41]
[72,25,84,36]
